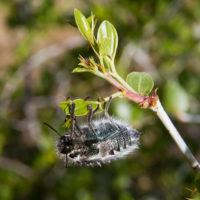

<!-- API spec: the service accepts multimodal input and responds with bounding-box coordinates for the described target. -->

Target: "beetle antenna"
[43,122,61,136]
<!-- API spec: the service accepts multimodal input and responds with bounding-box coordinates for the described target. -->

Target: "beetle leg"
[93,104,99,114]
[74,118,84,135]
[70,103,79,137]
[104,96,119,130]
[116,137,121,151]
[87,104,97,139]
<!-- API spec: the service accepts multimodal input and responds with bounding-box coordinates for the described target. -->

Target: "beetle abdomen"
[64,117,141,167]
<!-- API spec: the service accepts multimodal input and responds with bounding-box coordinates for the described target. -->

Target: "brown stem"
[125,90,145,104]
[106,73,158,108]
[106,73,127,91]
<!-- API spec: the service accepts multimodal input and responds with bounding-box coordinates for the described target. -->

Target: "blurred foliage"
[0,0,200,200]
[163,80,189,114]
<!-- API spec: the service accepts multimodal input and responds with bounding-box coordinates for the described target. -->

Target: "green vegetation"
[0,1,200,200]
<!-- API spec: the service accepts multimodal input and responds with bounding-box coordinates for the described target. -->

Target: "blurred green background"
[0,0,200,199]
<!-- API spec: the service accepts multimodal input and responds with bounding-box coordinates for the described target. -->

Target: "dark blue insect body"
[57,117,141,167]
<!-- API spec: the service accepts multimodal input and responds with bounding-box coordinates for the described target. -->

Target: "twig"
[151,100,200,171]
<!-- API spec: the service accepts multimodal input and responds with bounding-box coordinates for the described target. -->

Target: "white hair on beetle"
[55,117,142,167]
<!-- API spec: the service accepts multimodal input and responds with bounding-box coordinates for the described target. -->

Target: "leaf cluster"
[60,9,155,117]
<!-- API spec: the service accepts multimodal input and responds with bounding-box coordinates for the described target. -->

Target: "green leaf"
[74,9,93,44]
[103,56,112,70]
[97,20,118,59]
[163,81,189,114]
[72,67,92,73]
[126,72,154,95]
[87,13,97,34]
[59,99,103,116]
[87,16,92,26]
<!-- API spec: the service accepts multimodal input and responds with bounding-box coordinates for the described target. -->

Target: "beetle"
[44,97,142,167]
